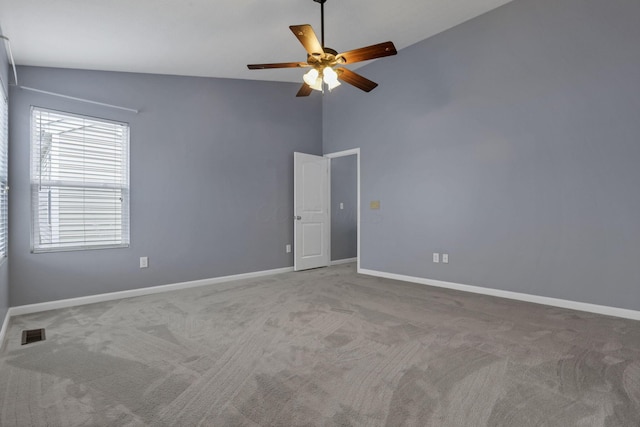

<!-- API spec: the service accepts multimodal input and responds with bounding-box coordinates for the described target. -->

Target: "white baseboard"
[331,257,357,266]
[359,268,640,321]
[9,266,294,317]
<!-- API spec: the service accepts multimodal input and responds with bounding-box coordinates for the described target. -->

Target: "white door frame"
[324,148,361,273]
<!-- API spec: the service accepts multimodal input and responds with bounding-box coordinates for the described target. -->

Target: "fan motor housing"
[307,47,344,68]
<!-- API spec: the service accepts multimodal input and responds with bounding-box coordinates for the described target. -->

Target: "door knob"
[294,216,302,220]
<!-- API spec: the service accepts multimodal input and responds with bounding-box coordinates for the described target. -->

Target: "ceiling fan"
[247,0,397,97]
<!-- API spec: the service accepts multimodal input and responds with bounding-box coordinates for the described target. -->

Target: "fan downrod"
[313,0,327,48]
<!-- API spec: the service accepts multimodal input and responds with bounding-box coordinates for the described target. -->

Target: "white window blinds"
[0,94,8,259]
[31,107,130,253]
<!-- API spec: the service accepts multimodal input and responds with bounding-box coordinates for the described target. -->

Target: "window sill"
[31,244,130,254]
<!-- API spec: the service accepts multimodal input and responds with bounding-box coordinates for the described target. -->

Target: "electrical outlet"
[140,257,149,268]
[340,202,344,210]
[286,244,291,253]
[442,253,449,264]
[433,253,440,263]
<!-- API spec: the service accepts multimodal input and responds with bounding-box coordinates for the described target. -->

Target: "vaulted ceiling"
[0,0,513,82]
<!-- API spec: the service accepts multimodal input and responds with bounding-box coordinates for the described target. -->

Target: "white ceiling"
[0,0,513,83]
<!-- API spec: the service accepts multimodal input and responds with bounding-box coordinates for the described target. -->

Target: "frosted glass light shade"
[309,77,323,91]
[303,69,319,86]
[323,67,341,91]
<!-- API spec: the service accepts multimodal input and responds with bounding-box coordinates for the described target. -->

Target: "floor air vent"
[21,328,46,345]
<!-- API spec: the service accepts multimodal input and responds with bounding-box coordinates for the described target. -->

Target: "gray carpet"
[1,264,639,426]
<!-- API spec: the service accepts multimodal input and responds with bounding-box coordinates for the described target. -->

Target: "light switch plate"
[140,257,149,268]
[340,202,344,210]
[286,244,291,253]
[370,200,380,210]
[442,253,449,264]
[433,253,440,263]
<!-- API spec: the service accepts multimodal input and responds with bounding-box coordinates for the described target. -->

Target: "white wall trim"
[330,257,357,266]
[359,268,640,321]
[9,267,294,317]
[324,148,360,159]
[0,309,11,351]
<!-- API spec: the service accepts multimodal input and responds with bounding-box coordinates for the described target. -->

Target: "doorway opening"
[325,148,360,272]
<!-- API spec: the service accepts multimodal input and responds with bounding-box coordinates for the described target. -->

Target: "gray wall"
[331,155,357,261]
[323,0,640,311]
[0,26,9,328]
[10,66,322,306]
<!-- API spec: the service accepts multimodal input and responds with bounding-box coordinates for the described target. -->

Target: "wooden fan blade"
[247,62,309,70]
[337,41,397,64]
[336,68,378,92]
[290,25,324,58]
[296,83,313,97]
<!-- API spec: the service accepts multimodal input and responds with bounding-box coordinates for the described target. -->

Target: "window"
[0,93,8,259]
[31,107,129,253]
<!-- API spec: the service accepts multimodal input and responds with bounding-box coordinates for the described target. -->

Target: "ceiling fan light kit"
[247,0,397,97]
[303,67,340,92]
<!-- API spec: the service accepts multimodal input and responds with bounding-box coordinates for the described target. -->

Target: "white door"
[294,152,330,271]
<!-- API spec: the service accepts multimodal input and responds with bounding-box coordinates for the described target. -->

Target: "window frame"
[29,106,130,254]
[0,93,8,261]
